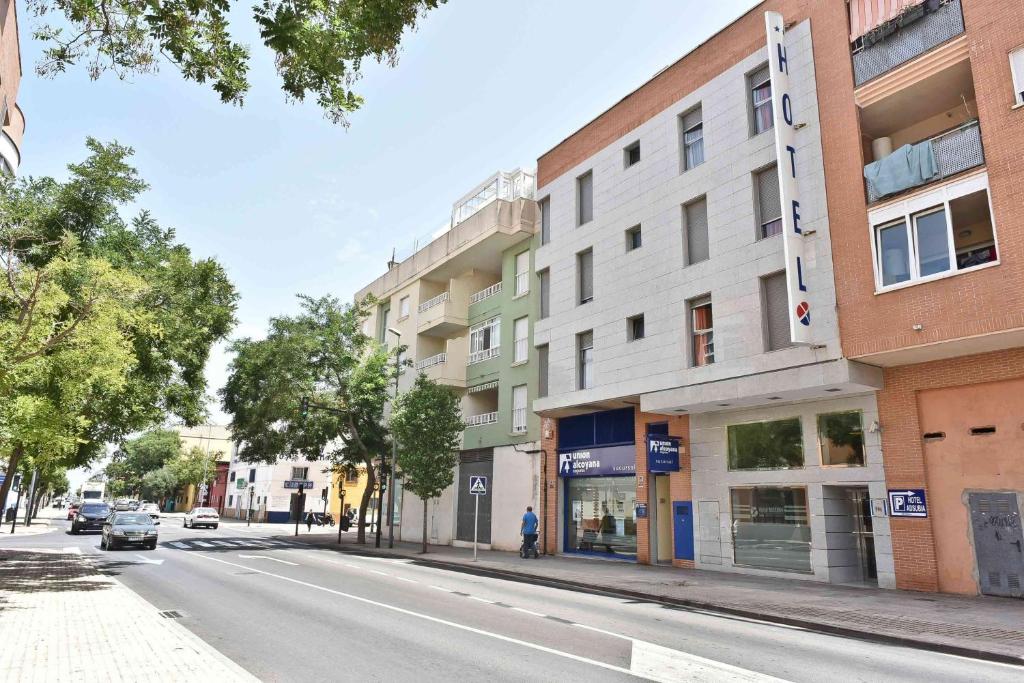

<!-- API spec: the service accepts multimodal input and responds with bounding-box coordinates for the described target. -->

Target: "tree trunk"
[421,498,428,554]
[357,463,375,544]
[0,445,24,515]
[31,490,43,518]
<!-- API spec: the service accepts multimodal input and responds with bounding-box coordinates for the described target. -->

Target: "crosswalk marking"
[169,542,189,549]
[193,541,216,548]
[210,540,238,547]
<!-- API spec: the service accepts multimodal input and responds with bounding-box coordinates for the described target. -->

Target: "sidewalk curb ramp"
[291,536,1024,668]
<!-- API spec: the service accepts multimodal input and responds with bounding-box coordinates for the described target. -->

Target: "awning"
[849,0,926,41]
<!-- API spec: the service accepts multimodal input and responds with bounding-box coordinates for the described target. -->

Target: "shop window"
[566,476,637,558]
[731,487,811,572]
[818,411,865,466]
[689,296,714,366]
[727,417,804,470]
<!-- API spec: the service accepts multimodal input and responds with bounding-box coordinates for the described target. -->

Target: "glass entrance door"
[565,476,637,559]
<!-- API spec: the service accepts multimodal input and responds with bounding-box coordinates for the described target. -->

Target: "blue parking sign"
[888,489,928,518]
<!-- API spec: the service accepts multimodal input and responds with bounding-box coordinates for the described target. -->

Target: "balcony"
[451,169,535,227]
[414,353,446,371]
[465,412,498,428]
[417,291,468,337]
[469,282,501,306]
[852,0,964,87]
[468,346,500,366]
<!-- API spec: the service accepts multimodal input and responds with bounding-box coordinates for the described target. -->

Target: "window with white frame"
[512,384,528,434]
[871,176,997,290]
[513,316,528,363]
[681,106,704,170]
[756,165,782,239]
[399,296,410,319]
[578,331,594,390]
[291,467,308,480]
[469,317,501,364]
[690,296,714,367]
[1011,47,1024,105]
[749,65,773,136]
[514,250,530,296]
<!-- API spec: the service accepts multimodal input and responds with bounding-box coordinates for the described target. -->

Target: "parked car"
[71,502,111,534]
[184,507,219,529]
[66,503,80,521]
[114,499,132,511]
[127,500,141,511]
[139,503,161,521]
[101,512,158,550]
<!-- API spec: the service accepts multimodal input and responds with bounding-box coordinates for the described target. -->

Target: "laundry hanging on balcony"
[863,141,939,200]
[849,0,940,44]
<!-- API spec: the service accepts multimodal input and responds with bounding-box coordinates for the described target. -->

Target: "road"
[3,513,1019,682]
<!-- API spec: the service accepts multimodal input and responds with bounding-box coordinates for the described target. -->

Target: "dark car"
[71,502,111,534]
[101,512,159,550]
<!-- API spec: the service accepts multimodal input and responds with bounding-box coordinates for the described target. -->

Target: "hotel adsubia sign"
[646,435,682,473]
[766,11,814,345]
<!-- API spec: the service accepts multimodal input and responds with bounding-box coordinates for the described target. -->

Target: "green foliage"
[391,374,462,502]
[141,464,181,502]
[29,0,445,124]
[172,445,219,488]
[105,428,183,495]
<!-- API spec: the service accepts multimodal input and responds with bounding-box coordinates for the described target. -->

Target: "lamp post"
[386,327,401,549]
[247,486,254,527]
[373,458,386,548]
[337,484,346,544]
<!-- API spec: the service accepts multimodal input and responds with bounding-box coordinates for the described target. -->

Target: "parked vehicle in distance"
[101,512,158,550]
[127,500,141,511]
[66,503,80,521]
[184,507,219,529]
[71,502,111,534]
[139,503,161,522]
[114,499,131,511]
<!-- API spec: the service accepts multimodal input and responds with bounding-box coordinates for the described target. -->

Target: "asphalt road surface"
[5,515,1020,682]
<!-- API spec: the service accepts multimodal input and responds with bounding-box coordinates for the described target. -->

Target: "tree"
[105,428,184,496]
[391,374,462,554]
[29,0,445,124]
[221,294,392,543]
[141,464,180,507]
[173,445,219,493]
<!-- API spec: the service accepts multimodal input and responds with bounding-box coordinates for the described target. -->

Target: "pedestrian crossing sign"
[469,475,487,496]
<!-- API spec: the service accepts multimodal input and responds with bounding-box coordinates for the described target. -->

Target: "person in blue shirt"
[520,506,539,558]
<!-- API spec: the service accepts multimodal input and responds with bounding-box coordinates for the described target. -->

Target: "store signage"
[283,480,314,490]
[235,478,246,490]
[888,489,928,518]
[765,11,813,345]
[647,435,681,473]
[557,444,636,478]
[635,503,648,519]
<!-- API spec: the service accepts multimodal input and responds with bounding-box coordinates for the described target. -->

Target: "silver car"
[101,512,159,551]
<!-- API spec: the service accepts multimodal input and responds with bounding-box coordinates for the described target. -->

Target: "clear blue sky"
[18,0,759,443]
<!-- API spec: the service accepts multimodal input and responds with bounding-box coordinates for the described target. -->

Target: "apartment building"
[356,170,542,552]
[224,452,332,523]
[0,0,23,176]
[828,0,1024,598]
[533,2,895,587]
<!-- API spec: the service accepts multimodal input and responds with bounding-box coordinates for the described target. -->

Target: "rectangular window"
[624,141,641,168]
[513,316,528,363]
[577,249,594,304]
[248,469,256,483]
[291,466,308,480]
[514,250,530,296]
[681,106,704,170]
[540,197,551,245]
[731,487,811,572]
[689,296,714,367]
[399,296,410,319]
[346,468,358,483]
[1011,48,1024,105]
[756,165,782,239]
[512,384,528,434]
[228,495,233,507]
[727,417,804,470]
[229,471,236,482]
[577,331,594,390]
[762,271,792,351]
[537,344,549,398]
[627,314,645,341]
[577,171,593,226]
[625,225,642,251]
[818,411,866,467]
[469,317,501,363]
[684,198,709,265]
[378,306,390,344]
[538,269,550,319]
[749,64,773,135]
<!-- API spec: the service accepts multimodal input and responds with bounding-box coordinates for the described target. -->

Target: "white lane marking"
[133,554,164,565]
[237,554,299,566]
[469,596,495,604]
[345,563,361,569]
[192,553,639,678]
[429,585,454,593]
[210,540,237,547]
[573,623,631,640]
[193,541,215,548]
[395,576,417,584]
[370,569,389,576]
[169,542,189,549]
[512,607,546,617]
[63,546,83,555]
[630,639,787,683]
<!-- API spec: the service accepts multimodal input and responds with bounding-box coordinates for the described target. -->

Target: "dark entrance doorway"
[456,449,492,544]
[970,492,1023,598]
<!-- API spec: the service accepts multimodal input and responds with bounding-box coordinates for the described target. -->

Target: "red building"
[209,461,230,513]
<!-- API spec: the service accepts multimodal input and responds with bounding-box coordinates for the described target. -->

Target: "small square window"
[1011,48,1024,106]
[627,314,645,341]
[625,225,642,251]
[624,141,641,168]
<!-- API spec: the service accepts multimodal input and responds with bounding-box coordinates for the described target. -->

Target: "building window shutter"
[540,198,551,244]
[578,250,594,303]
[757,165,782,238]
[763,271,792,351]
[578,172,593,225]
[538,345,549,398]
[539,269,550,318]
[685,199,709,265]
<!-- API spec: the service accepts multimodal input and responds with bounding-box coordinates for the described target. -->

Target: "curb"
[291,536,1024,667]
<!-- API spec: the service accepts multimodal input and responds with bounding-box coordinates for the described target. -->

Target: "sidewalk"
[0,505,61,538]
[0,547,256,681]
[296,533,1024,665]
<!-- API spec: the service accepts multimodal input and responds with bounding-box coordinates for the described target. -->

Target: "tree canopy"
[105,428,183,497]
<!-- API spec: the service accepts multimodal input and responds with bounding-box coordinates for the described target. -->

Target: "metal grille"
[853,0,964,86]
[159,610,183,619]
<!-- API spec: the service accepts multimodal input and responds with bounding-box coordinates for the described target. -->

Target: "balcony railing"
[418,292,449,313]
[468,346,500,365]
[853,0,964,87]
[415,353,447,371]
[866,120,983,203]
[465,412,498,428]
[469,282,502,305]
[451,169,536,227]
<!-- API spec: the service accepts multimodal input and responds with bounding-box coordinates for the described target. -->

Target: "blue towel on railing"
[864,141,939,200]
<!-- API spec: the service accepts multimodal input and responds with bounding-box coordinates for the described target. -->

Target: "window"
[762,271,793,351]
[689,297,714,367]
[378,305,390,344]
[818,411,866,467]
[537,344,549,398]
[624,141,641,168]
[228,495,233,507]
[749,64,773,135]
[727,417,804,470]
[756,165,782,239]
[538,269,550,319]
[514,250,530,296]
[627,314,645,341]
[512,384,528,434]
[248,469,256,483]
[229,471,236,482]
[1011,48,1024,105]
[577,249,594,304]
[684,198,709,265]
[873,186,997,289]
[513,316,529,363]
[731,487,811,572]
[399,296,410,319]
[469,317,500,364]
[346,469,359,483]
[681,106,704,170]
[578,331,594,390]
[291,467,308,480]
[540,197,551,245]
[625,225,642,251]
[577,171,593,226]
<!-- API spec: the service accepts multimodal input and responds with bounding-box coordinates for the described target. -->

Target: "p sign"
[469,475,487,496]
[888,489,928,518]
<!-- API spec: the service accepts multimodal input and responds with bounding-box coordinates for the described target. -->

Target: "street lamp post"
[386,327,401,549]
[374,459,386,548]
[337,485,346,544]
[247,486,254,527]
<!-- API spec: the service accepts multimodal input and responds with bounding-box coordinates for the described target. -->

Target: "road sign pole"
[473,492,479,562]
[295,484,304,537]
[338,486,346,544]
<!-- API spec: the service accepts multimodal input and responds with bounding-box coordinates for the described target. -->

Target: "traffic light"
[300,396,309,419]
[321,487,328,501]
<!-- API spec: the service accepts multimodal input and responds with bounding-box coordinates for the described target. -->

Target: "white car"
[184,507,220,529]
[139,503,161,522]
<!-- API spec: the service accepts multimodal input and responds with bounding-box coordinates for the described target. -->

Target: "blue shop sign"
[557,444,636,478]
[647,435,681,473]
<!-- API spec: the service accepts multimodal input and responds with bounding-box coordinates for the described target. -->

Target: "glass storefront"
[566,476,637,558]
[730,486,811,572]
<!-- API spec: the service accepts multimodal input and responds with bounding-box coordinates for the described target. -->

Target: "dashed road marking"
[512,607,545,617]
[192,541,215,548]
[469,596,495,604]
[168,542,189,549]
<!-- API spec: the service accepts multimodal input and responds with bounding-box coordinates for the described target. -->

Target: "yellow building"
[172,425,234,512]
[330,466,370,523]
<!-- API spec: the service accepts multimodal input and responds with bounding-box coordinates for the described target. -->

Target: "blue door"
[673,501,694,561]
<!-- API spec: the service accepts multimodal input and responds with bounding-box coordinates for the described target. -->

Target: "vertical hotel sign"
[765,12,813,344]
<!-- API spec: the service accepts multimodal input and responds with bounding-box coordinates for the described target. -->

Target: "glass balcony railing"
[853,0,964,87]
[451,169,536,227]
